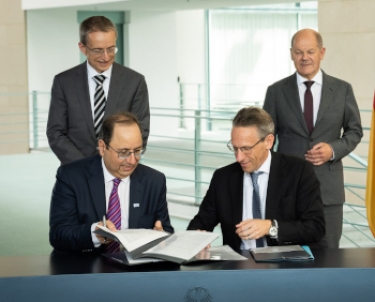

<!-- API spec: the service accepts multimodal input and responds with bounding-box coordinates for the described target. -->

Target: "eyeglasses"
[107,144,146,159]
[227,137,265,154]
[85,45,118,56]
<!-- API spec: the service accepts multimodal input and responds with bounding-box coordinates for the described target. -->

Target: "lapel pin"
[133,203,140,208]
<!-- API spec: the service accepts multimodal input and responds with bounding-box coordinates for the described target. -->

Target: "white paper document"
[142,231,219,262]
[95,226,170,252]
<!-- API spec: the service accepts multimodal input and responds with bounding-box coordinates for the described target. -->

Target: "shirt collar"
[296,69,323,87]
[101,157,128,183]
[253,150,271,175]
[87,61,113,81]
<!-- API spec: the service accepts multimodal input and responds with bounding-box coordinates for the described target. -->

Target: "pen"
[103,215,106,228]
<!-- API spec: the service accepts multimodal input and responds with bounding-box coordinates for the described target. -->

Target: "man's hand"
[197,229,210,249]
[195,249,211,260]
[305,142,333,166]
[153,220,164,231]
[94,220,116,245]
[236,219,271,240]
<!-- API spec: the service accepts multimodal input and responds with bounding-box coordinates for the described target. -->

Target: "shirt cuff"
[329,144,335,161]
[274,219,279,241]
[91,222,101,248]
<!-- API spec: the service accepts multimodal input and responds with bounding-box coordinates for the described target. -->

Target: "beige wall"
[318,0,374,204]
[319,0,374,128]
[0,0,29,154]
[319,0,375,111]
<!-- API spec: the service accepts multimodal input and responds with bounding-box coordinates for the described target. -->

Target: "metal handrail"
[1,90,373,246]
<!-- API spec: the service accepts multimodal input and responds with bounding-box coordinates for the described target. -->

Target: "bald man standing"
[263,29,362,248]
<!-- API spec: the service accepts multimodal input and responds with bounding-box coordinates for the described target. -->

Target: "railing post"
[179,83,185,129]
[32,91,38,150]
[194,110,201,205]
[198,84,202,109]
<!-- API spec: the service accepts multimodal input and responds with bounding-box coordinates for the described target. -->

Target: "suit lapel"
[314,71,333,129]
[265,152,286,219]
[75,62,96,141]
[229,164,244,249]
[230,165,244,224]
[282,73,310,135]
[105,63,124,119]
[87,155,106,220]
[128,166,144,228]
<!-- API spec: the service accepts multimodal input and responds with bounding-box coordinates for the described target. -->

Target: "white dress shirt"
[87,61,112,121]
[91,158,130,246]
[296,69,323,126]
[241,150,272,250]
[297,69,335,159]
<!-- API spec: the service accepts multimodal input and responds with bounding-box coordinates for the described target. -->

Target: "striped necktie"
[93,75,107,139]
[106,178,121,253]
[250,172,265,247]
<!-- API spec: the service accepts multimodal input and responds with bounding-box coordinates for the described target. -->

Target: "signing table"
[1,248,375,302]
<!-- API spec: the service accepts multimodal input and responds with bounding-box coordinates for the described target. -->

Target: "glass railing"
[1,90,373,247]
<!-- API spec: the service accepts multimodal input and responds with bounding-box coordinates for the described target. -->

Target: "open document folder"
[95,227,226,264]
[250,245,314,262]
[107,245,248,266]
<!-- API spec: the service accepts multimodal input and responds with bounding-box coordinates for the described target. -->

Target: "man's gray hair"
[291,29,323,49]
[79,16,117,45]
[232,107,274,138]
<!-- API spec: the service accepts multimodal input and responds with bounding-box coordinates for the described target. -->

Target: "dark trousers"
[317,204,343,248]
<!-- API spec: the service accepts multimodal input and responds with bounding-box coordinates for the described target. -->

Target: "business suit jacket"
[188,152,325,251]
[47,62,150,165]
[263,71,362,206]
[49,155,173,253]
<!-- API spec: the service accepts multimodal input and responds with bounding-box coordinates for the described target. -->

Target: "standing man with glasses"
[49,112,173,254]
[263,29,362,248]
[47,16,150,165]
[188,107,325,251]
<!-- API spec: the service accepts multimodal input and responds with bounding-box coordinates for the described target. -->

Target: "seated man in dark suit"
[49,112,173,253]
[188,107,325,251]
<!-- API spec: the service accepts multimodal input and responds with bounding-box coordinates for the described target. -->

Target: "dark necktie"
[106,178,121,253]
[93,75,107,139]
[303,81,315,134]
[250,172,264,248]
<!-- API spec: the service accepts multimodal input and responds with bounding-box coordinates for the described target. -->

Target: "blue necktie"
[250,172,265,247]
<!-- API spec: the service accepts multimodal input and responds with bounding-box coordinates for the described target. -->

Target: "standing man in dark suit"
[47,16,149,165]
[188,107,325,251]
[263,29,362,248]
[49,112,172,254]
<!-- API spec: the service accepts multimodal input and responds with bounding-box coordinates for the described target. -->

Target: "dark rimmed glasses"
[107,144,146,159]
[227,137,265,154]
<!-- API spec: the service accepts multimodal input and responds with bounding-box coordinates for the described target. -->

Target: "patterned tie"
[93,75,107,139]
[303,81,315,134]
[250,172,265,247]
[106,178,121,253]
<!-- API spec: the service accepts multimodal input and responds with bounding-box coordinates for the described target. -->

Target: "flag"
[366,91,375,237]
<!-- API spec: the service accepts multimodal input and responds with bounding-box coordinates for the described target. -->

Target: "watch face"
[269,227,278,237]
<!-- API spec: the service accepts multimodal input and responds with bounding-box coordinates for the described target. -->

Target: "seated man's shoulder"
[214,162,242,177]
[276,152,313,170]
[58,155,99,175]
[135,164,165,179]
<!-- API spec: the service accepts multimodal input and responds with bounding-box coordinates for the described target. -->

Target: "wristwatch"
[269,219,278,239]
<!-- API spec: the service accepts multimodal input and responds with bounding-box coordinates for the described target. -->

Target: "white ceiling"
[23,0,307,11]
